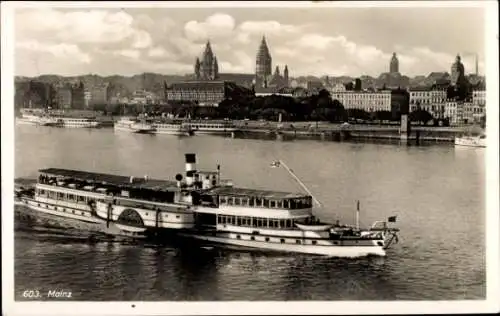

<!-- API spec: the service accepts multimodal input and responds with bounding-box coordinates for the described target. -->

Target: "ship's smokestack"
[185,153,197,187]
[185,153,197,172]
[186,170,195,187]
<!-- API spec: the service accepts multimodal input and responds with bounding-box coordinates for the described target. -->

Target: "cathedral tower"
[450,54,465,85]
[193,41,220,80]
[390,52,399,74]
[256,36,272,85]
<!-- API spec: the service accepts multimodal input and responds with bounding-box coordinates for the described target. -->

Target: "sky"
[12,3,487,78]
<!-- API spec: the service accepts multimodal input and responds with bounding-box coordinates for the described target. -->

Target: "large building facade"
[89,84,111,106]
[330,89,392,112]
[409,88,447,118]
[15,80,56,108]
[165,81,251,107]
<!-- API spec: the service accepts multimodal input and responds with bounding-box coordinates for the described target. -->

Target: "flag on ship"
[270,160,281,168]
[388,216,397,223]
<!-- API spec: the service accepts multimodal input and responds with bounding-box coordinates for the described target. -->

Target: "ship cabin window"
[227,197,233,205]
[241,198,248,206]
[312,240,317,245]
[263,199,269,207]
[283,200,289,209]
[277,200,283,209]
[248,198,255,207]
[235,198,241,206]
[270,200,276,208]
[255,198,262,207]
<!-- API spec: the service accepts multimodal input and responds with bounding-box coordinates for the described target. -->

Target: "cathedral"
[255,36,289,89]
[194,41,219,80]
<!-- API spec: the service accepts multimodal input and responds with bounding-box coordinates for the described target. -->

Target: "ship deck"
[39,168,179,191]
[202,186,308,199]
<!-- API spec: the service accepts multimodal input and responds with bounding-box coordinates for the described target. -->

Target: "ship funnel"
[185,153,197,187]
[186,170,195,187]
[185,153,197,172]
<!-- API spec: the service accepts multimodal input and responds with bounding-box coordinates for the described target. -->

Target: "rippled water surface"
[14,126,486,300]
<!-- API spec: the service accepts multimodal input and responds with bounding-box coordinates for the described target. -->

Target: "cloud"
[113,49,141,60]
[15,9,141,45]
[16,40,91,64]
[238,20,301,36]
[184,13,235,41]
[147,46,176,60]
[13,8,484,78]
[132,30,153,49]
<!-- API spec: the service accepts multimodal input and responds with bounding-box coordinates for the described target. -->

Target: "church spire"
[256,34,272,82]
[284,65,289,86]
[212,56,219,80]
[204,40,213,55]
[194,57,201,79]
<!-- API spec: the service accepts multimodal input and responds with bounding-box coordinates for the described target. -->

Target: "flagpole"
[356,200,360,230]
[277,160,322,208]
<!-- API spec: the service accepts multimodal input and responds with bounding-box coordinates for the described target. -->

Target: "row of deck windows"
[216,214,304,229]
[218,196,312,210]
[38,188,92,203]
[187,124,229,129]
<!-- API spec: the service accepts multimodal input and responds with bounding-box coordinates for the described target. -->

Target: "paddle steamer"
[16,113,61,127]
[181,120,238,135]
[454,134,486,148]
[114,117,156,134]
[152,119,193,136]
[15,154,400,256]
[15,169,195,239]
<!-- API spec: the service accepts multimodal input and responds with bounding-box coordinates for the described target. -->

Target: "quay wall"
[233,120,469,143]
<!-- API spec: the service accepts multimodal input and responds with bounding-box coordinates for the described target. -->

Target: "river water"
[13,125,485,301]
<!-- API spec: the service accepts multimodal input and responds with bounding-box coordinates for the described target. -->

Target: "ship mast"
[276,160,322,208]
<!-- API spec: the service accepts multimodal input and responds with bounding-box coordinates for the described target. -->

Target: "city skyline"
[14,4,486,78]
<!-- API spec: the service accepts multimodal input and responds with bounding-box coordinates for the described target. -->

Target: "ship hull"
[179,232,386,257]
[15,197,192,242]
[153,128,191,136]
[191,128,238,135]
[114,125,156,134]
[454,138,486,148]
[15,198,145,239]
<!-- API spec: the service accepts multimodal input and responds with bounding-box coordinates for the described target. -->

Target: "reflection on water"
[13,125,485,300]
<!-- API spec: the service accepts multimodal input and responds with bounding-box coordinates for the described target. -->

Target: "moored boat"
[114,117,156,134]
[56,117,101,128]
[454,134,486,148]
[182,120,238,135]
[152,119,193,136]
[16,113,62,127]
